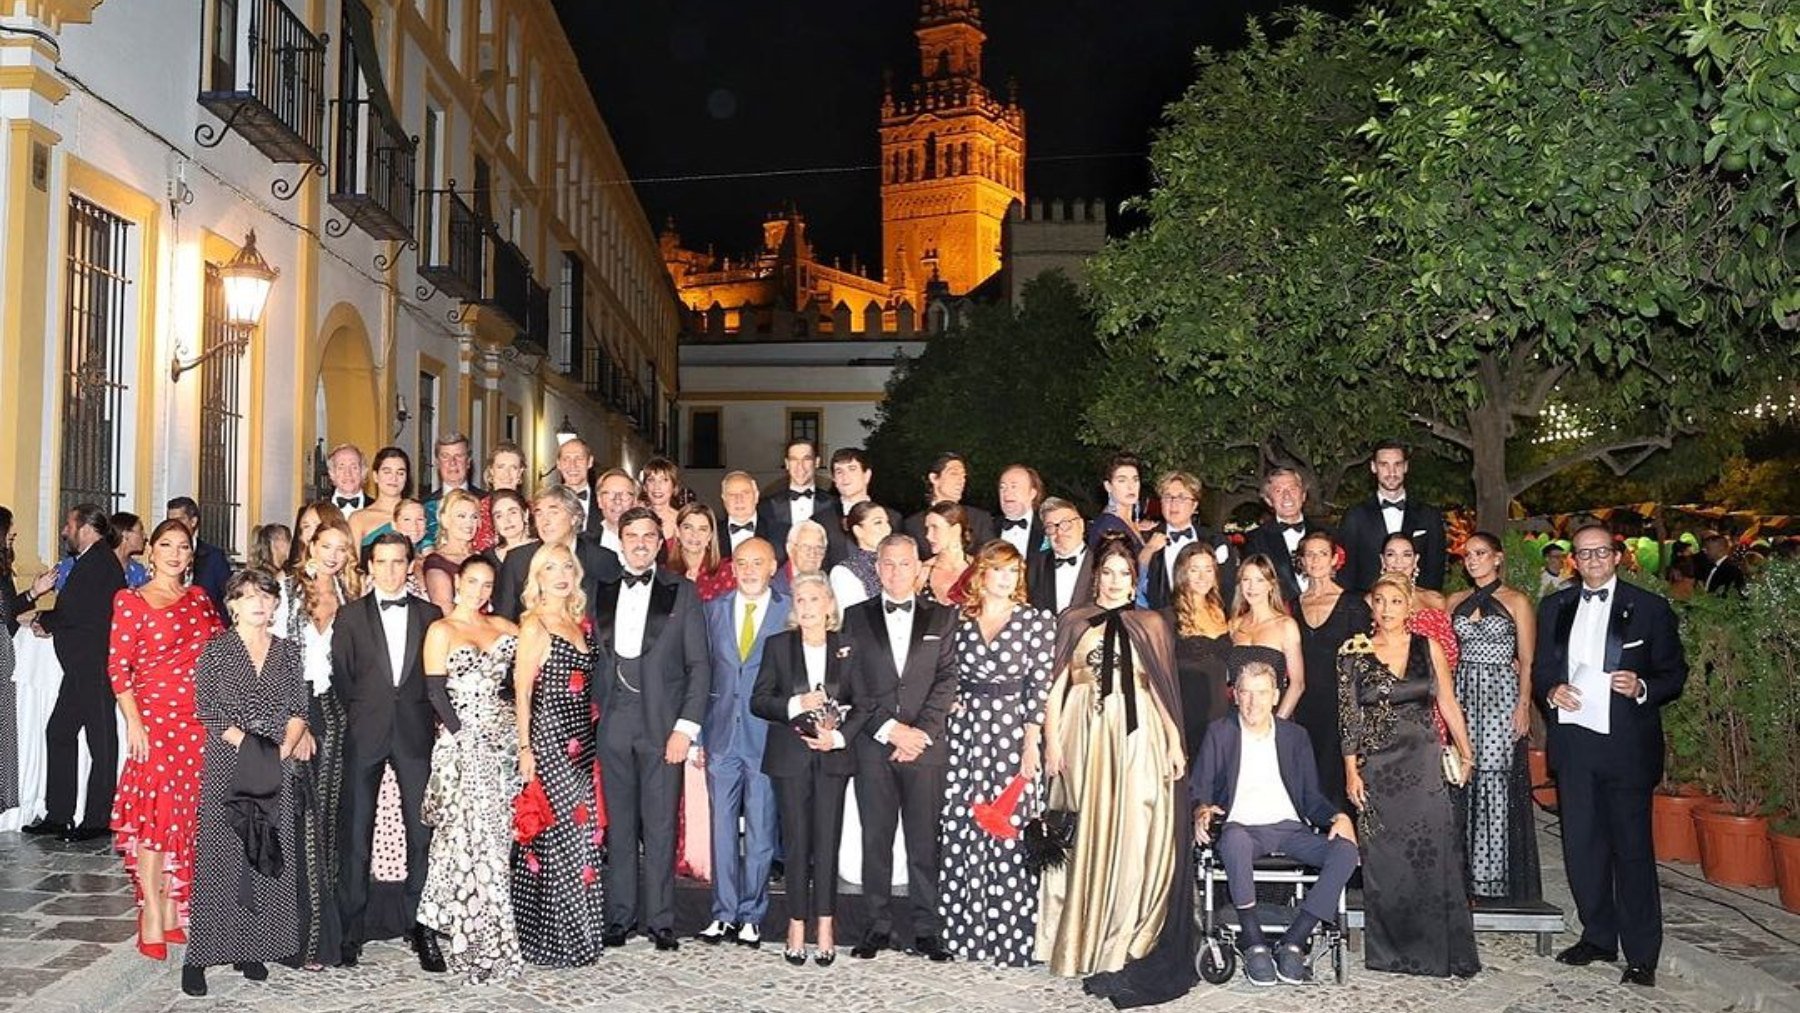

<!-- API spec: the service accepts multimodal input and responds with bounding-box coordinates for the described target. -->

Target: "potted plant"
[1652,680,1713,864]
[1685,591,1776,888]
[1746,559,1800,910]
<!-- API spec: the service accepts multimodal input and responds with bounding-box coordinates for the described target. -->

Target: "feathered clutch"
[1021,807,1078,873]
[789,698,848,739]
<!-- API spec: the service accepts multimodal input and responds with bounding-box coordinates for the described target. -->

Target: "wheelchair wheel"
[1332,937,1347,984]
[1197,939,1236,985]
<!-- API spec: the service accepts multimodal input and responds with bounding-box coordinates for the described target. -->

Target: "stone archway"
[312,305,380,484]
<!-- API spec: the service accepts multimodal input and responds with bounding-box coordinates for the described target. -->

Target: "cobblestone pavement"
[1,813,1793,1013]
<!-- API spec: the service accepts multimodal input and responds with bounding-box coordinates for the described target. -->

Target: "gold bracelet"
[518,744,533,753]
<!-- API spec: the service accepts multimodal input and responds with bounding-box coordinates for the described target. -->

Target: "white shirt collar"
[1579,575,1619,602]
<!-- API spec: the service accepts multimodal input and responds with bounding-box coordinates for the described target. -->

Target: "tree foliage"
[862,272,1105,513]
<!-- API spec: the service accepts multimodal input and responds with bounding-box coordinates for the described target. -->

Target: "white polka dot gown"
[937,606,1055,966]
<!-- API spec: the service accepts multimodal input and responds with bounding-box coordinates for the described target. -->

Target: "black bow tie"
[622,571,653,589]
[1167,527,1195,542]
[1054,555,1079,568]
[730,522,755,534]
[335,496,361,509]
[1278,522,1305,534]
[1381,499,1406,512]
[788,488,814,501]
[1000,516,1029,531]
[884,599,913,614]
[378,597,408,610]
[1581,587,1609,603]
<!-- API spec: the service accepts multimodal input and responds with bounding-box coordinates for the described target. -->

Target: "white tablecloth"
[1,629,125,832]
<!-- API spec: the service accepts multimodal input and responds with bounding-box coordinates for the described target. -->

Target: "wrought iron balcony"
[196,0,328,173]
[416,187,484,302]
[327,95,416,242]
[485,234,531,330]
[522,279,552,356]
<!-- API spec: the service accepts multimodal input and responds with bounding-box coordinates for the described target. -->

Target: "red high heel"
[136,911,166,961]
[164,926,185,944]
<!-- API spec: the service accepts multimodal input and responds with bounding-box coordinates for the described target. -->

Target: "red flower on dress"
[573,802,590,825]
[523,848,541,875]
[578,615,594,638]
[566,736,582,758]
[581,865,597,887]
[568,670,585,695]
[512,778,554,845]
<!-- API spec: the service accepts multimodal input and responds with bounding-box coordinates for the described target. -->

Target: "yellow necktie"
[738,601,757,662]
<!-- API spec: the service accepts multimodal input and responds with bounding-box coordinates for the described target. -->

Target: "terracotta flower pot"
[1693,804,1776,888]
[1652,792,1714,863]
[1772,828,1800,914]
[1527,748,1556,810]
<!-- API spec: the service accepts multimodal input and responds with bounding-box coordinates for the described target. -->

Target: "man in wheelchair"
[1192,662,1358,985]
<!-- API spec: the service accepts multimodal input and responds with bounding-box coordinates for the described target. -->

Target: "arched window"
[924,133,937,179]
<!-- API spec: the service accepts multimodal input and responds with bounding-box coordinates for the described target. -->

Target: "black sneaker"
[1243,944,1277,986]
[1275,944,1311,984]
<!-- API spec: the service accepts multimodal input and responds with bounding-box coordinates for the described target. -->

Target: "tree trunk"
[1469,399,1513,533]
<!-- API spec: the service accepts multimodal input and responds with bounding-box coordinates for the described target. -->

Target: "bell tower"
[879,0,1025,304]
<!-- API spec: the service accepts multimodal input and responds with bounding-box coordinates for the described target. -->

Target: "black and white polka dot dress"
[937,605,1055,966]
[511,631,606,966]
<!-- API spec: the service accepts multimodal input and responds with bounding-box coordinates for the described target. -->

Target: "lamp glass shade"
[220,231,279,328]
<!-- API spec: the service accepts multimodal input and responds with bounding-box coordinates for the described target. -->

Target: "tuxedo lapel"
[904,603,933,682]
[641,575,679,655]
[823,630,846,699]
[399,600,426,686]
[1604,589,1630,673]
[864,603,897,683]
[364,597,396,686]
[1552,593,1578,662]
[594,580,621,649]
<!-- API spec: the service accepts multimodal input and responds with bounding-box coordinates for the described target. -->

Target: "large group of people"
[0,432,1705,1003]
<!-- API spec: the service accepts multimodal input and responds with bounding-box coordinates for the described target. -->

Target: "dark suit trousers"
[599,662,683,933]
[338,740,432,942]
[44,670,116,828]
[773,768,849,920]
[1216,820,1357,924]
[1557,762,1661,966]
[855,754,946,936]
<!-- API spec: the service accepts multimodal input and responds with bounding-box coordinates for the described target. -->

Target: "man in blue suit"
[1191,662,1358,986]
[697,537,789,947]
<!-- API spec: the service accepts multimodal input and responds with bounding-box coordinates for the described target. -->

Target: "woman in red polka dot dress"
[108,518,224,960]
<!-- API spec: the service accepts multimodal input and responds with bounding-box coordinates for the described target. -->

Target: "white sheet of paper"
[1558,662,1612,735]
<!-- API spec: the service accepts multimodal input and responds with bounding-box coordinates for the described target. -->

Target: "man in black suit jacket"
[1027,498,1095,614]
[1241,467,1318,603]
[717,470,766,559]
[994,464,1045,561]
[421,432,486,545]
[330,532,446,971]
[589,507,712,950]
[491,485,619,620]
[553,436,603,535]
[1337,441,1447,593]
[901,452,995,555]
[819,448,902,569]
[1190,663,1357,984]
[1698,534,1746,596]
[28,505,127,840]
[1535,523,1687,988]
[758,439,837,566]
[1141,470,1234,609]
[840,534,958,961]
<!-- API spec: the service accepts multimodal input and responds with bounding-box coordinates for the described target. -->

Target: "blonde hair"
[959,539,1029,620]
[437,489,482,545]
[783,571,842,632]
[1370,570,1416,605]
[521,543,588,621]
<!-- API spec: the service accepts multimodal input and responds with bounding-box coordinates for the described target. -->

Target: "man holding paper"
[1533,523,1687,989]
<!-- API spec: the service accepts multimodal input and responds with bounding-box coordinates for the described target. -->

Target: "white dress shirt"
[1228,720,1301,826]
[874,595,917,744]
[725,515,757,551]
[1053,546,1087,612]
[374,592,409,685]
[597,522,622,554]
[1567,575,1617,684]
[1278,521,1310,592]
[333,490,368,512]
[1160,525,1194,590]
[613,569,655,658]
[999,513,1032,557]
[788,489,817,531]
[1379,493,1406,535]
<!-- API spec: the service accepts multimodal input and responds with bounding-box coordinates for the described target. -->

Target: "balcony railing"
[196,0,327,166]
[328,96,416,242]
[416,187,483,302]
[485,235,531,331]
[522,280,552,355]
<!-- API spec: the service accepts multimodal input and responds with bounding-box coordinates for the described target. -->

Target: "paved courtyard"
[0,813,1792,1013]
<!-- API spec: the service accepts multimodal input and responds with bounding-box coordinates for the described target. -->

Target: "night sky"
[552,0,1352,268]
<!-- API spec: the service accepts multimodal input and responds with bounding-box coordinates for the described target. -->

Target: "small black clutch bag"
[1021,807,1078,873]
[789,699,848,740]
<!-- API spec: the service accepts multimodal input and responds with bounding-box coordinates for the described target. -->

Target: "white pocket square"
[923,634,942,641]
[1411,529,1428,538]
[1623,639,1644,649]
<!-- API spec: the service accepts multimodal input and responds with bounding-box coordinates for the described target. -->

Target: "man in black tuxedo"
[421,432,485,545]
[1338,441,1446,593]
[491,485,619,620]
[819,448,902,569]
[1698,533,1746,595]
[165,497,229,620]
[27,504,126,841]
[330,532,445,972]
[590,507,712,951]
[1240,467,1317,603]
[1028,497,1094,614]
[554,437,603,535]
[840,534,958,961]
[1141,470,1233,609]
[902,452,995,555]
[994,464,1045,562]
[1535,523,1687,988]
[758,439,836,566]
[717,471,763,559]
[326,443,371,513]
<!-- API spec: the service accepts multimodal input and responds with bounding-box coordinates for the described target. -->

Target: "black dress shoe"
[181,965,207,997]
[602,926,631,948]
[234,961,268,981]
[60,826,108,843]
[413,925,447,972]
[851,931,889,960]
[1555,941,1617,966]
[770,860,785,883]
[651,927,680,952]
[21,819,66,837]
[914,935,952,962]
[339,941,362,967]
[1621,965,1657,987]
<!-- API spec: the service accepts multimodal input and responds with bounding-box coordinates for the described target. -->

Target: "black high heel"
[235,961,268,981]
[784,946,808,966]
[181,965,207,997]
[814,948,836,967]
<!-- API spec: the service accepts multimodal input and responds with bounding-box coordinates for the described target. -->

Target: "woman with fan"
[750,572,856,966]
[934,541,1055,966]
[1037,535,1195,1006]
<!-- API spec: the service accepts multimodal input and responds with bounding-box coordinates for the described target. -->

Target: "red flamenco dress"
[107,586,222,928]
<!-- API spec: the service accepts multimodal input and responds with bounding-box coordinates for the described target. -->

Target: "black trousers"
[1216,820,1358,924]
[854,755,946,937]
[599,683,682,933]
[337,745,431,943]
[44,672,116,829]
[1557,763,1661,967]
[773,769,849,920]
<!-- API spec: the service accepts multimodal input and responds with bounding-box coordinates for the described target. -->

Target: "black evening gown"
[1339,635,1479,978]
[1297,592,1371,810]
[1167,621,1229,760]
[1224,643,1286,690]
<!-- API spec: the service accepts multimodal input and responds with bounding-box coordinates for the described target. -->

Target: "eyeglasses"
[1573,547,1615,560]
[1161,493,1197,504]
[1045,518,1082,534]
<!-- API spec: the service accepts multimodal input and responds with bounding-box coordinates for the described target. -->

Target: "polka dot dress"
[511,632,606,967]
[937,605,1055,967]
[106,585,223,925]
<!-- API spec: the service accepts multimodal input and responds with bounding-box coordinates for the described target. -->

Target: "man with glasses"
[1028,498,1093,614]
[591,469,638,555]
[1535,523,1687,989]
[1140,471,1233,608]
